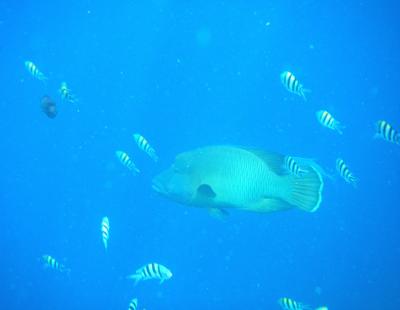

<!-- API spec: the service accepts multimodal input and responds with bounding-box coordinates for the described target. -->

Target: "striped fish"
[336,158,357,187]
[59,82,78,105]
[25,61,47,81]
[127,263,173,285]
[280,71,310,101]
[101,216,110,250]
[375,120,400,145]
[315,307,328,310]
[284,156,308,177]
[116,150,140,174]
[133,133,158,162]
[278,297,311,310]
[316,110,344,134]
[128,298,138,310]
[42,254,70,274]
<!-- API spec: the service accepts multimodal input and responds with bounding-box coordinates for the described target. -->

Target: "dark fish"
[41,95,57,118]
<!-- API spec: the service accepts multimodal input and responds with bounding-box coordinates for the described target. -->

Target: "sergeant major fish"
[25,61,47,81]
[133,133,158,162]
[375,120,400,145]
[336,158,357,187]
[101,216,110,250]
[116,150,140,174]
[316,110,344,135]
[278,297,311,310]
[128,298,138,310]
[59,82,78,105]
[284,156,308,177]
[280,71,310,101]
[152,145,324,216]
[127,263,173,285]
[42,254,70,274]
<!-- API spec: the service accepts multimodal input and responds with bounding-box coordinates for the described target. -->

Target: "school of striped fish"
[24,55,399,310]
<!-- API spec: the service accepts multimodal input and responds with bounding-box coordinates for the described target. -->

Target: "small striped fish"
[284,156,308,177]
[278,297,312,310]
[25,61,47,81]
[127,263,173,285]
[128,298,138,310]
[59,82,78,105]
[336,158,357,187]
[316,110,344,134]
[133,133,158,162]
[375,120,400,145]
[116,151,140,174]
[42,255,70,274]
[280,71,310,101]
[101,216,110,250]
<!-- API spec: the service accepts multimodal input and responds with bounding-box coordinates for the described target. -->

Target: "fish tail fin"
[284,166,324,212]
[126,274,141,285]
[301,88,311,101]
[395,133,400,144]
[334,121,345,135]
[348,175,358,188]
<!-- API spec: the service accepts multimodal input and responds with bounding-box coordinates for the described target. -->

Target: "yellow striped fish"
[316,110,344,134]
[25,61,47,81]
[336,158,357,187]
[375,120,399,145]
[280,71,310,101]
[101,216,110,250]
[133,133,158,162]
[116,151,140,174]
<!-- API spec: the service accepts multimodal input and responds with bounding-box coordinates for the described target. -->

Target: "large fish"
[152,146,324,216]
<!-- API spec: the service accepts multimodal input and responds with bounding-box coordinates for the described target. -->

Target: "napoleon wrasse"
[41,95,57,118]
[152,145,324,217]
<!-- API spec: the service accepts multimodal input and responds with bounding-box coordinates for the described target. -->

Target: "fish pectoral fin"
[197,184,216,199]
[208,208,229,220]
[244,198,293,213]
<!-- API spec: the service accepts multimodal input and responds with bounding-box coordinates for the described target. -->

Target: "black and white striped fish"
[280,71,310,101]
[128,298,138,310]
[284,156,308,177]
[25,61,47,81]
[133,133,158,162]
[42,254,70,274]
[278,297,312,310]
[116,150,140,174]
[127,263,173,285]
[375,120,400,145]
[101,216,110,250]
[316,110,344,134]
[336,158,357,187]
[59,82,78,105]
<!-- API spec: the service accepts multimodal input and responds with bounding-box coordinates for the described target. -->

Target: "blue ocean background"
[1,1,399,309]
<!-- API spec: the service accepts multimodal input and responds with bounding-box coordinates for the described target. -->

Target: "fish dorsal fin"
[243,148,286,175]
[197,184,216,199]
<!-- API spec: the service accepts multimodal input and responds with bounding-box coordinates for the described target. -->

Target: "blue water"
[1,1,399,309]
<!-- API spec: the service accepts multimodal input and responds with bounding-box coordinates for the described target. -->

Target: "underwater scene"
[1,0,399,309]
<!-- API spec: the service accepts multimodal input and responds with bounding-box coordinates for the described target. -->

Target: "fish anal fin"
[208,208,229,220]
[243,198,293,213]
